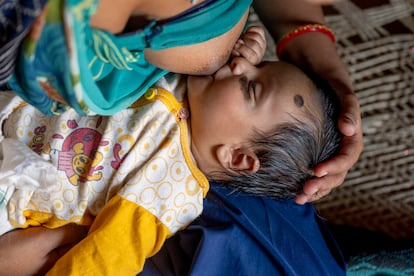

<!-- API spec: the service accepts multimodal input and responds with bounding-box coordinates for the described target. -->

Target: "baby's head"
[187,58,342,199]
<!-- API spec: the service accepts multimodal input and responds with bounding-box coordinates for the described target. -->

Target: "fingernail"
[316,171,328,177]
[295,196,307,205]
[231,50,240,56]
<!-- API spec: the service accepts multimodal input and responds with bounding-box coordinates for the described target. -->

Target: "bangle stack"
[276,24,336,58]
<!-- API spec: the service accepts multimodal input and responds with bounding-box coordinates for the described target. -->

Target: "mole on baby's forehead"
[294,95,304,107]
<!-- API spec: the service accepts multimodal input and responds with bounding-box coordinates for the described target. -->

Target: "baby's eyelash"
[249,82,257,99]
[239,77,250,100]
[250,82,256,92]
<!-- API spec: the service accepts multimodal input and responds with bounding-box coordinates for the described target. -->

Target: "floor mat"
[316,0,414,240]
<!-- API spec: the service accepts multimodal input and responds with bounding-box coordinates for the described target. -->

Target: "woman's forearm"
[253,0,350,88]
[0,225,87,275]
[253,0,325,40]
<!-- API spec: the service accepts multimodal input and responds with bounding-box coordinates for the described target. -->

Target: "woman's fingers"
[296,84,363,204]
[295,171,347,204]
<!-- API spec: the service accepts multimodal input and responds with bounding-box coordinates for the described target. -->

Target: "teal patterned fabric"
[347,248,414,275]
[8,0,252,116]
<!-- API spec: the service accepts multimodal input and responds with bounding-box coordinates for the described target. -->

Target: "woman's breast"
[144,9,249,75]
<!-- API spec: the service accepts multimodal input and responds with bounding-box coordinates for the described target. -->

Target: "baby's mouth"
[213,64,231,81]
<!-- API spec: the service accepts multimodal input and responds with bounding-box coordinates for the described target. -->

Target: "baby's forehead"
[290,80,324,119]
[266,61,312,88]
[264,60,322,111]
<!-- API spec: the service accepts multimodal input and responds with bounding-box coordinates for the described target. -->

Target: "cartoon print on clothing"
[47,118,108,186]
[111,143,124,170]
[30,125,47,154]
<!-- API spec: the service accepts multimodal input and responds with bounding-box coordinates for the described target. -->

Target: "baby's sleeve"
[46,195,171,275]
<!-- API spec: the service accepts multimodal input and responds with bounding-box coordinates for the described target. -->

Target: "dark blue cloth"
[141,184,346,275]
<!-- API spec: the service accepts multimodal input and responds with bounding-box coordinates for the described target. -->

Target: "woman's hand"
[281,33,363,204]
[0,224,88,276]
[295,78,362,204]
[232,26,267,65]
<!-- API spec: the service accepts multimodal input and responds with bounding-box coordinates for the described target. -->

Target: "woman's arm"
[253,0,363,204]
[0,225,87,275]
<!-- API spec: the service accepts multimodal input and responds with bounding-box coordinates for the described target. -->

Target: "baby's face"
[187,58,318,171]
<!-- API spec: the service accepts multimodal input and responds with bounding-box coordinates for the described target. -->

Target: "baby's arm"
[232,26,267,65]
[47,196,170,275]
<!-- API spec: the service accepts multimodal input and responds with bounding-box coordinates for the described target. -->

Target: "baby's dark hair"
[212,77,342,200]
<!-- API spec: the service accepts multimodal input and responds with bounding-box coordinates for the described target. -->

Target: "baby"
[0,54,342,274]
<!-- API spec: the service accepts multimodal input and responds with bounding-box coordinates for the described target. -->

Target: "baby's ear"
[216,145,260,175]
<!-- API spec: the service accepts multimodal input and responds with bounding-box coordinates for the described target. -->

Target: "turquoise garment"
[8,0,252,116]
[347,247,414,276]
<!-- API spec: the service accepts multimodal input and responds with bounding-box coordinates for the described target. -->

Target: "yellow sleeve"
[46,195,171,276]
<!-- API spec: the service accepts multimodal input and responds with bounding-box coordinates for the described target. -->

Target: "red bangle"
[276,24,336,58]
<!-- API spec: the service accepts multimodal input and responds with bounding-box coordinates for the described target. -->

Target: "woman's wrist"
[276,24,335,58]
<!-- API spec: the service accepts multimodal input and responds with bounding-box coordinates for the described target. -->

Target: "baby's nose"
[229,57,250,75]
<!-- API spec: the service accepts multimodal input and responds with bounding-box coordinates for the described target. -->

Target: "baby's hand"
[232,26,267,65]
